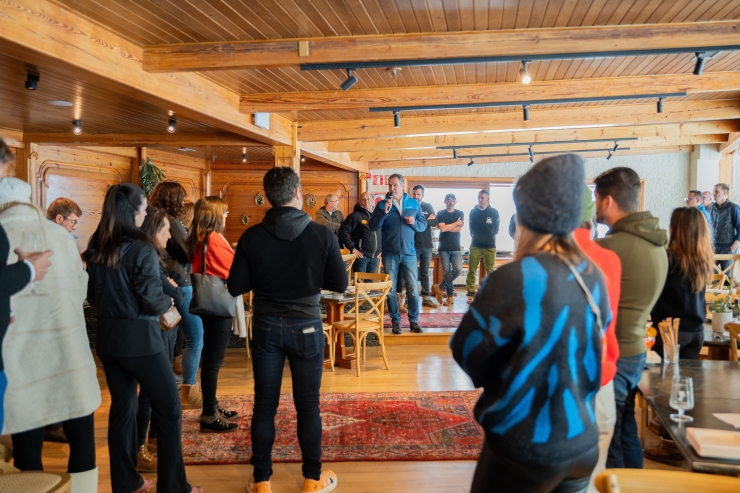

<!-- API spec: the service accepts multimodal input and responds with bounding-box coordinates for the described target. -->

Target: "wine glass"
[21,231,44,295]
[669,376,694,423]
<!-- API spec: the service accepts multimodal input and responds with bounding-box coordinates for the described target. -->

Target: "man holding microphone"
[369,174,427,335]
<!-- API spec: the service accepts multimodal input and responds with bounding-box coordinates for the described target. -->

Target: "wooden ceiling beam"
[354,135,725,162]
[21,133,265,146]
[328,121,740,152]
[368,146,694,169]
[0,127,23,148]
[143,21,740,72]
[241,72,740,112]
[299,100,740,142]
[719,132,740,153]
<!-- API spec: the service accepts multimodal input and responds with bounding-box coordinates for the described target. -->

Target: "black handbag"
[189,233,236,317]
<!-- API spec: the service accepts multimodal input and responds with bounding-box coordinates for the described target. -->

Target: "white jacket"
[0,203,101,434]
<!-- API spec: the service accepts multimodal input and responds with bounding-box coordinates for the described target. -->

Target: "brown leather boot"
[180,384,200,410]
[172,354,183,376]
[643,438,683,467]
[136,444,158,472]
[647,417,665,436]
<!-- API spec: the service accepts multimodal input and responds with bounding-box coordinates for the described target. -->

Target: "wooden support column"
[273,122,301,173]
[720,152,734,196]
[133,147,146,186]
[203,158,212,197]
[359,172,367,194]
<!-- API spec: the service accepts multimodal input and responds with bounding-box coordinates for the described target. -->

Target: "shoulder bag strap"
[558,255,604,338]
[201,233,209,275]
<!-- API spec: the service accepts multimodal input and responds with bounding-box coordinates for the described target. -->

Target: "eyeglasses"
[65,218,78,226]
[224,210,230,215]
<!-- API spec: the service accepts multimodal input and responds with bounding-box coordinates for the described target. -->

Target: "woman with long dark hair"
[187,196,238,433]
[650,206,714,360]
[451,155,609,493]
[149,182,204,406]
[84,184,201,493]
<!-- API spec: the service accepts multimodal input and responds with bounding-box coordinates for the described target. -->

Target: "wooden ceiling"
[4,0,740,171]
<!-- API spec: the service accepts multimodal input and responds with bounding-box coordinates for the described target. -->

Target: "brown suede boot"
[643,438,683,467]
[136,444,158,472]
[172,354,183,376]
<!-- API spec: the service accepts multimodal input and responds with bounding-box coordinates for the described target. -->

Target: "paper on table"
[714,413,740,429]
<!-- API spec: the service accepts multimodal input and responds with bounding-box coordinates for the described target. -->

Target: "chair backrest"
[354,272,390,284]
[595,468,740,493]
[339,248,350,254]
[712,254,740,291]
[708,273,728,291]
[352,280,393,325]
[726,322,740,362]
[341,254,356,284]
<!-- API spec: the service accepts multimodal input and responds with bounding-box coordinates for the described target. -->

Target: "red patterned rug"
[182,391,483,465]
[383,312,464,328]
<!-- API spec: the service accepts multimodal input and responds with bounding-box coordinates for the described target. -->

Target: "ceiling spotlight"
[657,97,664,114]
[519,61,531,84]
[523,104,531,121]
[242,153,247,163]
[693,52,707,76]
[467,158,474,167]
[72,119,82,135]
[387,67,402,80]
[178,147,195,152]
[48,100,72,107]
[393,111,401,128]
[301,157,306,162]
[612,142,620,152]
[340,68,358,92]
[607,151,613,160]
[167,116,177,133]
[25,73,39,90]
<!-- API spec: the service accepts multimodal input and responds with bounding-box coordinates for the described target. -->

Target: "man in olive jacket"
[594,167,668,470]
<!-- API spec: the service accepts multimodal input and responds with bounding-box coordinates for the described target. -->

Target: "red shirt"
[574,228,621,386]
[191,233,234,281]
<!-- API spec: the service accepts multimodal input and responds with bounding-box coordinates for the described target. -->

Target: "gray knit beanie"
[513,154,585,235]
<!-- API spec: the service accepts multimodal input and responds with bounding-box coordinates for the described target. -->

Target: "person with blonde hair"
[187,196,238,433]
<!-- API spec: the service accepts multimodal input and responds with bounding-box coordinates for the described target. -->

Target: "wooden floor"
[34,289,677,492]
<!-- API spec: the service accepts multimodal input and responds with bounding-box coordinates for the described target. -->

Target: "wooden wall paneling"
[35,146,134,252]
[146,148,205,201]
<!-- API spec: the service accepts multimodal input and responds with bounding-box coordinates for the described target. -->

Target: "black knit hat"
[513,154,585,235]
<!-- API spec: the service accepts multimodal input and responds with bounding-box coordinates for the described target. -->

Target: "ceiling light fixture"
[519,61,532,84]
[467,158,474,167]
[72,119,82,135]
[387,67,402,80]
[301,157,306,162]
[523,104,531,121]
[438,137,639,151]
[48,100,73,107]
[340,68,358,91]
[607,151,613,160]
[393,111,401,128]
[167,116,177,133]
[25,73,39,90]
[242,146,247,163]
[657,97,664,114]
[177,147,195,152]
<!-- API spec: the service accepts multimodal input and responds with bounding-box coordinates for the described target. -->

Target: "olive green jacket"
[596,212,668,357]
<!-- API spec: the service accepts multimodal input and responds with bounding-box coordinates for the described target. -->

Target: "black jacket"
[338,204,380,258]
[159,261,184,307]
[469,206,500,249]
[86,241,172,357]
[0,224,31,372]
[415,202,438,249]
[164,215,191,287]
[650,255,706,333]
[228,206,348,319]
[709,200,740,245]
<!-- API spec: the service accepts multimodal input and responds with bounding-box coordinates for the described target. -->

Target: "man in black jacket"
[228,166,346,493]
[338,192,381,274]
[0,140,52,432]
[709,182,740,273]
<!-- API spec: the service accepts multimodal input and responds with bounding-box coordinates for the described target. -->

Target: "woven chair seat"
[0,471,63,492]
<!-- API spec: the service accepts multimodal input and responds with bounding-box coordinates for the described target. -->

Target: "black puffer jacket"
[338,204,381,258]
[164,215,191,287]
[709,200,740,245]
[86,241,172,357]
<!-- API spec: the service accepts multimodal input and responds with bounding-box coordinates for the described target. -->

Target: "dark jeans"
[396,248,432,297]
[606,352,647,469]
[200,315,233,416]
[137,328,178,446]
[12,413,96,473]
[353,256,379,275]
[471,440,598,493]
[654,331,704,360]
[99,351,190,493]
[250,315,324,483]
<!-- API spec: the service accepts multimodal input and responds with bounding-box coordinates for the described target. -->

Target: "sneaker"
[443,297,454,306]
[216,401,238,420]
[643,438,683,467]
[467,295,474,304]
[200,413,238,433]
[391,321,402,335]
[136,444,157,473]
[409,321,423,333]
[303,470,338,493]
[247,476,272,493]
[422,298,439,308]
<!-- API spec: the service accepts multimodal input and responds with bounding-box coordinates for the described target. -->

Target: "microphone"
[385,192,392,199]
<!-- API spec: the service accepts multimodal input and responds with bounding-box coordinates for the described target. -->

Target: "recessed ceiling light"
[178,147,195,152]
[48,100,73,107]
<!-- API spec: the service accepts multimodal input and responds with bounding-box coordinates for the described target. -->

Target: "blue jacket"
[698,204,711,223]
[369,194,427,256]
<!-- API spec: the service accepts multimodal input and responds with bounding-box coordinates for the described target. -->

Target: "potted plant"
[140,157,165,197]
[710,295,733,333]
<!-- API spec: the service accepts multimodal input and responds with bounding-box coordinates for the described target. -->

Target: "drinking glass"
[669,376,694,423]
[20,231,43,295]
[644,323,656,350]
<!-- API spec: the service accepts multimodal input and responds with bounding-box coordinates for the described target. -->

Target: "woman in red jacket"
[187,197,238,433]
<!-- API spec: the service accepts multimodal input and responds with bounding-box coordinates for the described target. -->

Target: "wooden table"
[321,293,357,370]
[704,324,733,360]
[638,360,740,474]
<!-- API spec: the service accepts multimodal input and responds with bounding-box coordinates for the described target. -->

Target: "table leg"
[639,393,648,448]
[708,346,730,360]
[323,302,356,370]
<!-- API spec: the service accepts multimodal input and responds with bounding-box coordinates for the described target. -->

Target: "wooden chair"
[709,254,740,293]
[332,279,392,377]
[341,253,356,285]
[339,248,350,254]
[243,291,253,359]
[595,468,740,493]
[726,322,740,362]
[322,323,334,371]
[0,470,72,492]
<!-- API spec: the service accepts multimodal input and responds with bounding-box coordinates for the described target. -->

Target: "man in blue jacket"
[369,174,427,334]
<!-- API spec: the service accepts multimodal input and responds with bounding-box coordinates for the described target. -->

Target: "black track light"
[340,68,358,91]
[25,73,39,91]
[167,117,177,133]
[242,153,247,163]
[528,145,534,158]
[519,61,532,84]
[657,97,664,114]
[467,158,474,167]
[612,142,620,152]
[393,111,401,128]
[72,120,82,135]
[607,151,613,160]
[693,52,707,76]
[523,104,530,121]
[453,149,458,159]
